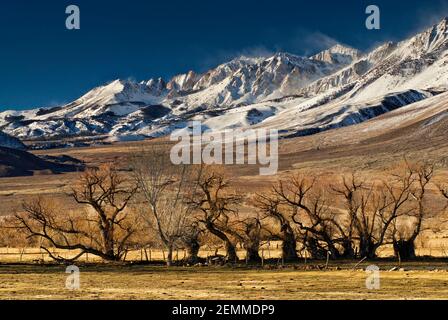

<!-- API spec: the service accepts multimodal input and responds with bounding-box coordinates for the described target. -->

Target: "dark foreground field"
[1,262,448,300]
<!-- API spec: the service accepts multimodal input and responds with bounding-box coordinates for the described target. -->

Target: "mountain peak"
[432,16,448,33]
[310,44,361,65]
[403,16,448,55]
[271,52,322,65]
[3,17,448,143]
[437,16,448,31]
[267,52,302,62]
[328,44,360,54]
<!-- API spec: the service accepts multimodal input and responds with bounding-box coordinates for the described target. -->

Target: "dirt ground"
[0,263,448,300]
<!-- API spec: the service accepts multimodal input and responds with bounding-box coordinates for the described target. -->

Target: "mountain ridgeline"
[0,18,447,144]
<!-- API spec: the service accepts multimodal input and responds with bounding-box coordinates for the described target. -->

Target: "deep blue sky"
[0,0,447,110]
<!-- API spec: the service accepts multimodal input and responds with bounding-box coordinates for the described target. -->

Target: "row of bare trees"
[256,162,441,262]
[12,165,139,262]
[5,150,448,265]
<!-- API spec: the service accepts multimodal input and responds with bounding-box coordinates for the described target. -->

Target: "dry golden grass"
[1,264,448,300]
[1,245,448,300]
[0,248,266,263]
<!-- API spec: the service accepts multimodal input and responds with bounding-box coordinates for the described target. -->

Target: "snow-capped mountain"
[310,44,361,65]
[1,18,447,144]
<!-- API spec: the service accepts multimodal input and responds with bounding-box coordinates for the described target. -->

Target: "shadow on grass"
[1,256,448,275]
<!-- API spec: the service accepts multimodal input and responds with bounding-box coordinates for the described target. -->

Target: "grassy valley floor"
[1,263,448,300]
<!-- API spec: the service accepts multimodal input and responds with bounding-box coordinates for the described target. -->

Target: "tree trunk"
[340,239,355,259]
[282,227,299,262]
[393,239,416,261]
[102,223,118,261]
[225,240,238,263]
[245,241,261,263]
[359,237,376,259]
[185,239,201,264]
[166,245,174,266]
[305,237,326,259]
[206,222,238,263]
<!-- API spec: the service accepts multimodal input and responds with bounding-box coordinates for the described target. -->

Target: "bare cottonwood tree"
[238,215,264,263]
[132,147,198,266]
[285,177,343,259]
[181,221,203,264]
[355,167,415,259]
[329,169,416,259]
[255,192,299,262]
[392,161,434,260]
[188,167,241,263]
[266,175,352,259]
[14,164,138,262]
[255,166,437,261]
[330,174,364,258]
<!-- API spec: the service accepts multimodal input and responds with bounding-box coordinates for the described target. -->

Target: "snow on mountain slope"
[193,56,265,91]
[311,44,361,65]
[0,49,354,140]
[167,71,200,92]
[46,79,166,119]
[1,18,448,144]
[308,90,448,147]
[254,89,434,135]
[276,90,448,162]
[360,91,448,135]
[348,18,448,101]
[301,42,397,96]
[170,52,350,112]
[301,18,448,104]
